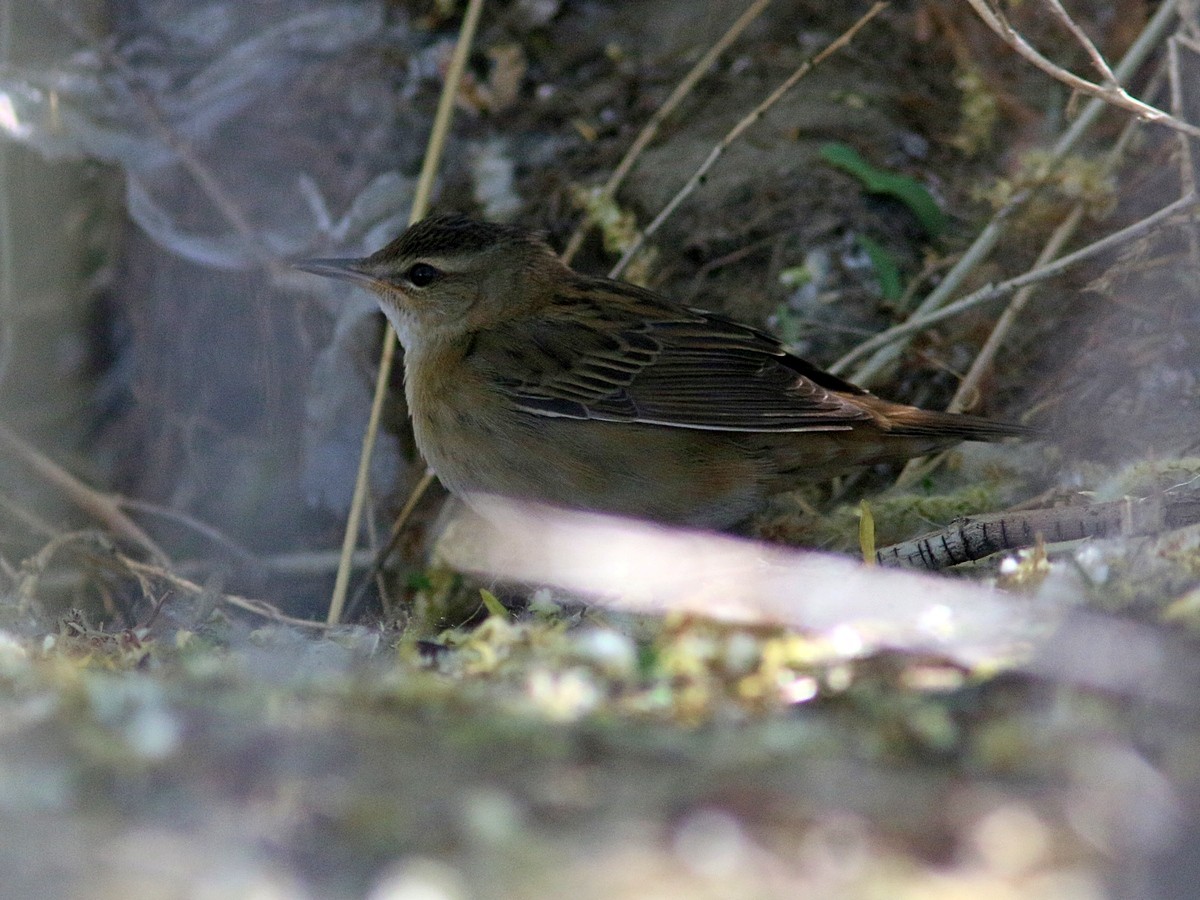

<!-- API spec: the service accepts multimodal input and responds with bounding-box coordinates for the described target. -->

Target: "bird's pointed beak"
[292,256,380,288]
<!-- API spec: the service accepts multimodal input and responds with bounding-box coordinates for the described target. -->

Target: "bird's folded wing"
[472,296,874,433]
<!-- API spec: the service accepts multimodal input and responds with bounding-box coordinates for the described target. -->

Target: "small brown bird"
[297,215,1031,528]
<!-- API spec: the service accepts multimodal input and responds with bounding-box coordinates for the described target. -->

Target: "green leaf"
[479,588,508,619]
[820,142,948,237]
[854,234,904,302]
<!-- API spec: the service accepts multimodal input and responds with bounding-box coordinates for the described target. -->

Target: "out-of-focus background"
[2,1,1200,897]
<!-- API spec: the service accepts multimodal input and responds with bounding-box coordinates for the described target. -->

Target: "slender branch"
[609,1,889,279]
[892,87,1157,487]
[27,548,376,595]
[890,211,1088,488]
[1043,0,1119,85]
[117,497,258,563]
[950,90,1152,416]
[119,555,330,630]
[947,206,1072,389]
[1169,36,1200,266]
[965,0,1200,141]
[831,193,1200,373]
[327,0,485,625]
[346,467,436,620]
[561,0,774,264]
[842,0,1182,385]
[0,420,168,563]
[13,530,106,606]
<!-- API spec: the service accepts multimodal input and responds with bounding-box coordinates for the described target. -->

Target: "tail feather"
[865,399,1037,442]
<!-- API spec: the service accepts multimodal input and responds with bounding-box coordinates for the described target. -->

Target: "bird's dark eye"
[406,262,442,287]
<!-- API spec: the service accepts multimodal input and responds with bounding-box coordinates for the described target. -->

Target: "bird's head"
[295,214,567,345]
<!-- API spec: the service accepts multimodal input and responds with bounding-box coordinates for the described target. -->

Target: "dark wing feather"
[469,279,874,434]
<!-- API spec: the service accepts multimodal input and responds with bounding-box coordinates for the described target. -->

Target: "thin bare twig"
[1044,0,1119,85]
[832,192,1200,372]
[609,1,890,279]
[843,0,1181,385]
[1169,36,1200,266]
[965,0,1200,141]
[116,497,257,563]
[561,0,774,264]
[893,90,1156,486]
[27,548,376,595]
[14,530,108,606]
[948,67,1162,417]
[952,206,1085,389]
[0,420,168,563]
[888,201,1087,488]
[328,0,485,625]
[118,555,330,630]
[346,467,436,620]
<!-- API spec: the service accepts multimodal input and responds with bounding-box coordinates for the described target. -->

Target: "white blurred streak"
[0,91,31,138]
[440,498,1200,708]
[439,497,1065,667]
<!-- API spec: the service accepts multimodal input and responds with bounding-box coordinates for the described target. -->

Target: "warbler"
[296,214,1031,528]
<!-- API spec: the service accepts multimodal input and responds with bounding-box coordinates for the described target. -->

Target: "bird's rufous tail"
[864,398,1037,442]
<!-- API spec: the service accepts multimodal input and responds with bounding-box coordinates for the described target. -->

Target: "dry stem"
[119,555,330,630]
[345,468,436,620]
[327,0,485,625]
[1169,35,1200,266]
[965,0,1200,140]
[830,192,1200,373]
[117,497,257,563]
[0,420,168,563]
[609,1,890,279]
[893,93,1154,486]
[843,0,1182,386]
[561,0,774,264]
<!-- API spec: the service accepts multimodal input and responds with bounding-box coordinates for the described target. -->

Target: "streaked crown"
[369,214,553,267]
